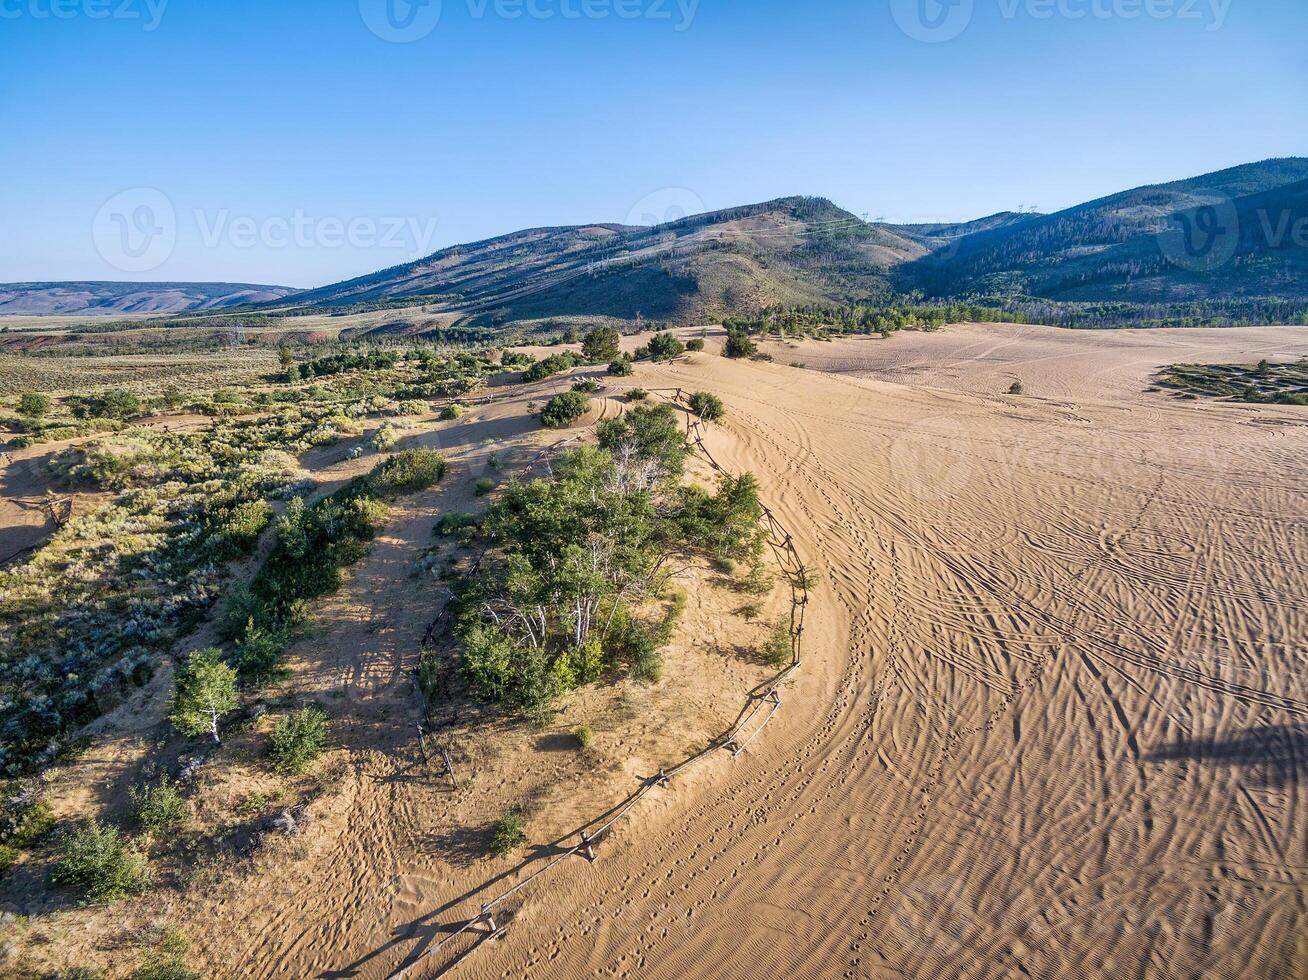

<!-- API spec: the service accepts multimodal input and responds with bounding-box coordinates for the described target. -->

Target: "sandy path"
[396,339,1306,979]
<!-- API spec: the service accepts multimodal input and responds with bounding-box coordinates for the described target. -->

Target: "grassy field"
[1156,358,1308,404]
[0,350,280,396]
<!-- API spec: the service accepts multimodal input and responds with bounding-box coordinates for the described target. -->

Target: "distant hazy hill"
[897,158,1308,302]
[280,197,926,326]
[0,281,296,316]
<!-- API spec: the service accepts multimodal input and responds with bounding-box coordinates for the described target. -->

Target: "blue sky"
[2,0,1304,288]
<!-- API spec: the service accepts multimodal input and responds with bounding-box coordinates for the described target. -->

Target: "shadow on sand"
[1145,724,1308,789]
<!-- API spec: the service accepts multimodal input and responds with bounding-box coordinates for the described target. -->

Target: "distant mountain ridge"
[281,196,925,327]
[898,158,1308,302]
[12,159,1307,328]
[0,281,295,316]
[269,158,1307,330]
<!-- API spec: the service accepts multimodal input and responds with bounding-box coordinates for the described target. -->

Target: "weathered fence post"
[441,748,458,789]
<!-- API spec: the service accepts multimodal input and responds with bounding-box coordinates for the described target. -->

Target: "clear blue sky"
[2,0,1304,288]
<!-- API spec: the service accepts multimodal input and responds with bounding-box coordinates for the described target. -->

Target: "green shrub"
[500,350,535,368]
[368,448,447,495]
[574,725,594,749]
[371,423,399,452]
[475,477,495,496]
[608,357,634,377]
[1008,380,1024,395]
[523,352,581,383]
[237,622,289,687]
[688,391,726,422]
[89,389,142,420]
[629,639,664,683]
[597,404,687,482]
[435,511,479,538]
[571,379,600,394]
[723,331,757,359]
[582,326,621,363]
[539,391,589,428]
[762,619,792,667]
[686,338,705,352]
[644,331,684,360]
[268,706,330,774]
[17,392,50,419]
[133,955,198,980]
[212,499,273,556]
[397,399,427,415]
[743,557,774,596]
[440,403,466,420]
[489,808,527,857]
[0,842,17,874]
[461,624,560,711]
[128,776,188,835]
[131,929,196,980]
[1,787,55,849]
[626,388,648,401]
[52,820,151,903]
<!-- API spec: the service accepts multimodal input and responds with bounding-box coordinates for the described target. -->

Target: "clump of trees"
[634,331,684,361]
[288,348,399,383]
[69,389,143,421]
[524,352,582,383]
[442,404,766,716]
[608,357,634,377]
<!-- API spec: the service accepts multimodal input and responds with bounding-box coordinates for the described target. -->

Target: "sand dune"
[28,324,1305,979]
[758,321,1308,402]
[392,327,1305,979]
